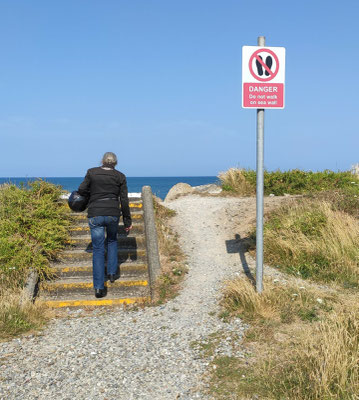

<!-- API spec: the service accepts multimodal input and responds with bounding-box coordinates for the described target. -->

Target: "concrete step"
[69,223,144,236]
[50,262,148,279]
[66,201,143,213]
[69,212,143,223]
[59,248,147,263]
[64,235,146,249]
[40,277,149,298]
[40,294,150,308]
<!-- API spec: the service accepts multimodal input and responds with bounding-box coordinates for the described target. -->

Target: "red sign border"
[249,48,280,82]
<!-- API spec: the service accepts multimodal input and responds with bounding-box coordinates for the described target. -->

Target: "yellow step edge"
[69,226,143,231]
[61,249,146,258]
[54,265,147,273]
[130,203,142,208]
[70,214,143,219]
[42,280,148,291]
[64,237,145,245]
[43,296,151,308]
[66,203,142,209]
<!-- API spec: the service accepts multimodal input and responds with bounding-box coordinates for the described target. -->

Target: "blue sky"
[0,0,358,177]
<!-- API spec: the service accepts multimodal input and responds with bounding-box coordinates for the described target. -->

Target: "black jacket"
[77,167,132,227]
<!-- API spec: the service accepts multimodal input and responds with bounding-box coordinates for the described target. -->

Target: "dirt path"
[166,194,290,290]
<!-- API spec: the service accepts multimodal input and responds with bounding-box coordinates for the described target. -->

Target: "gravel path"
[0,195,276,400]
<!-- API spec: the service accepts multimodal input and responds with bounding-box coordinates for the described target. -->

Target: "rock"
[164,183,193,202]
[192,183,222,195]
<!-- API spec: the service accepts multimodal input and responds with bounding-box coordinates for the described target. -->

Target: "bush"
[218,168,359,196]
[0,181,70,288]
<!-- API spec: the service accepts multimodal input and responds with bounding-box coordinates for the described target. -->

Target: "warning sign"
[242,46,285,109]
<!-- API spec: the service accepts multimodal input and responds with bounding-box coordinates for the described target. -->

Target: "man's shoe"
[95,288,106,298]
[109,274,116,283]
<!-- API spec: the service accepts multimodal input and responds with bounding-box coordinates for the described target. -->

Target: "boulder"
[164,183,193,202]
[192,183,222,194]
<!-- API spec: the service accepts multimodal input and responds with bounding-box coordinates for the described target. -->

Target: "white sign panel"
[242,46,286,109]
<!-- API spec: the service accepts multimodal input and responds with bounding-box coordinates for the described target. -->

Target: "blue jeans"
[88,216,119,289]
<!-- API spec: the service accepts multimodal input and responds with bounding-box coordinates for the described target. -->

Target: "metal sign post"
[242,36,286,293]
[256,36,265,293]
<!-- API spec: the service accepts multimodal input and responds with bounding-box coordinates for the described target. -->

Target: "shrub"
[0,181,70,288]
[218,168,359,196]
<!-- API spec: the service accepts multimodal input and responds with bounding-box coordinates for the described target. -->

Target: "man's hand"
[125,225,132,233]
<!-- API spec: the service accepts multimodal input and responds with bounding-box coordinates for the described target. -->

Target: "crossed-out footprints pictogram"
[255,55,273,76]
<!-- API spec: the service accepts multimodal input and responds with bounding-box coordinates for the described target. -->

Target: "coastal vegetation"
[219,167,359,196]
[262,200,359,287]
[208,167,359,399]
[0,181,70,339]
[212,277,359,399]
[153,198,187,303]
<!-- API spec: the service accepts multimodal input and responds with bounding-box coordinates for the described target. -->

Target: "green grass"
[219,168,359,196]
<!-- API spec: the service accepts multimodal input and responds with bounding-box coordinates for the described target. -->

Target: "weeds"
[153,198,187,303]
[0,289,50,339]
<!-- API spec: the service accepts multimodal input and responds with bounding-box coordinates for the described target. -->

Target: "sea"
[0,176,219,200]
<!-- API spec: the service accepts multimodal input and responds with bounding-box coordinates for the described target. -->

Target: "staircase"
[39,195,151,308]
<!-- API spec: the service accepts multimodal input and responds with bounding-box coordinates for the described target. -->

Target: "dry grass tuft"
[213,276,359,399]
[218,168,255,196]
[263,308,359,399]
[222,276,333,325]
[0,288,51,340]
[263,200,359,286]
[223,278,277,322]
